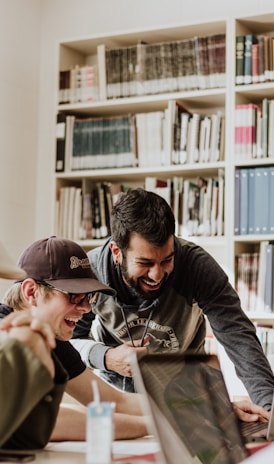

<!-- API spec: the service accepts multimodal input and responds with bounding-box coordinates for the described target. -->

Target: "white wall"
[0,0,41,295]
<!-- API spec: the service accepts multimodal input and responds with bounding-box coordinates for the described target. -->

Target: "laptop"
[131,352,273,464]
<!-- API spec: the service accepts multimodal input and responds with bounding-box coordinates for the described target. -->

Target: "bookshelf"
[55,18,228,269]
[53,12,274,376]
[233,13,274,334]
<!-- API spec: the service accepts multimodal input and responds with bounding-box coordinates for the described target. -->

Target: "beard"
[119,259,168,300]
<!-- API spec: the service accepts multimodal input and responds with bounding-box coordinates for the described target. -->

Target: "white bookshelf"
[53,12,274,395]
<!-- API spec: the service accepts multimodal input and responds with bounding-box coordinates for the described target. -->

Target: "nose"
[75,302,91,314]
[148,264,164,282]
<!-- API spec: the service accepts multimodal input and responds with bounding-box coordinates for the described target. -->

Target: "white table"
[26,437,159,464]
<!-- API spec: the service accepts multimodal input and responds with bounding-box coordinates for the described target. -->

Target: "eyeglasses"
[36,281,95,305]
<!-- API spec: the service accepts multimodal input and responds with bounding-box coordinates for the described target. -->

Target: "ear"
[21,278,39,306]
[109,240,122,265]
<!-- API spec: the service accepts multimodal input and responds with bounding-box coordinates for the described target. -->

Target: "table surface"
[0,437,160,464]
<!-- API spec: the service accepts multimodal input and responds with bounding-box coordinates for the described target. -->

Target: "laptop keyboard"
[241,420,268,436]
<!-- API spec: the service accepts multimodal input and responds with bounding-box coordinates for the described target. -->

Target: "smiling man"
[0,236,149,446]
[71,188,274,423]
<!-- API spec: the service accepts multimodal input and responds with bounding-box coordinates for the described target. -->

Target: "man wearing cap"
[0,240,67,449]
[0,236,148,448]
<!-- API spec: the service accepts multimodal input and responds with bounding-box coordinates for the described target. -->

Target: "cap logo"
[70,256,90,269]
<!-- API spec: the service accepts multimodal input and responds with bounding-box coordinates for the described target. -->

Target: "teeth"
[65,317,79,323]
[143,280,160,286]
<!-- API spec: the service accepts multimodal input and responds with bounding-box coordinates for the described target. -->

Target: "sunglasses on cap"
[36,280,96,305]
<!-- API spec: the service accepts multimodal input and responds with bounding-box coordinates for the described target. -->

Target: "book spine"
[239,168,249,235]
[55,113,66,172]
[234,169,240,235]
[235,36,245,85]
[244,34,258,85]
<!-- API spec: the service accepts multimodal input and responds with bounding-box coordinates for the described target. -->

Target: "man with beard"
[72,188,274,420]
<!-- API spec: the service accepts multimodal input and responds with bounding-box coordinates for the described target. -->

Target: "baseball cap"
[17,236,115,295]
[0,240,26,280]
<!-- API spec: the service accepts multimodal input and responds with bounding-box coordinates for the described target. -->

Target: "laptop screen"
[133,353,248,464]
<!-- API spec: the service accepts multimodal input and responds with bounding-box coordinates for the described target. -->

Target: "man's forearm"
[71,338,109,370]
[51,403,149,441]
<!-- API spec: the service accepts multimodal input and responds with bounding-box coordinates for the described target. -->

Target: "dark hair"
[110,188,175,250]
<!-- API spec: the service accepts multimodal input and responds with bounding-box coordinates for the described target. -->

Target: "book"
[257,241,269,311]
[207,33,226,88]
[264,243,274,312]
[209,112,222,162]
[194,35,210,89]
[268,166,274,234]
[236,252,252,311]
[268,99,274,158]
[234,104,258,160]
[186,113,201,163]
[166,100,191,165]
[235,35,245,85]
[249,252,260,311]
[217,168,225,236]
[97,43,107,100]
[136,111,164,167]
[239,168,249,235]
[55,113,66,172]
[244,34,258,85]
[251,42,260,83]
[261,97,269,157]
[253,166,269,234]
[257,35,266,83]
[80,192,92,240]
[177,37,198,91]
[179,112,191,164]
[234,169,240,235]
[247,168,255,234]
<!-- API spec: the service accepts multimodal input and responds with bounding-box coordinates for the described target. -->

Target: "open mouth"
[140,278,162,291]
[64,317,79,328]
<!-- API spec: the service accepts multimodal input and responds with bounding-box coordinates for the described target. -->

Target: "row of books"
[145,171,224,238]
[55,103,225,172]
[56,113,137,171]
[256,325,274,369]
[235,242,274,313]
[235,33,274,85]
[55,173,225,241]
[55,182,124,241]
[234,99,274,160]
[58,33,226,104]
[234,166,274,236]
[59,64,98,104]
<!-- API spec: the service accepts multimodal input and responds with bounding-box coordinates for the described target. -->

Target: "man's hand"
[233,400,270,422]
[0,309,56,349]
[0,310,56,378]
[105,339,148,377]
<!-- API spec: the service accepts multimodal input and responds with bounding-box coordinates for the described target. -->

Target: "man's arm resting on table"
[51,403,150,441]
[0,338,67,449]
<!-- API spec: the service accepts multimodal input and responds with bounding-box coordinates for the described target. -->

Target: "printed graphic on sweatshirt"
[117,317,179,351]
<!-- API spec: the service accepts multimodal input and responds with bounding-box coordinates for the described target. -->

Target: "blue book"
[268,166,274,234]
[247,168,255,234]
[239,168,249,235]
[264,243,274,312]
[244,34,258,85]
[234,169,241,235]
[254,166,269,234]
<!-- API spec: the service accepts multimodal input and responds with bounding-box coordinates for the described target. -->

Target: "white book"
[217,169,224,236]
[97,44,107,101]
[179,112,190,164]
[256,241,269,312]
[186,113,200,163]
